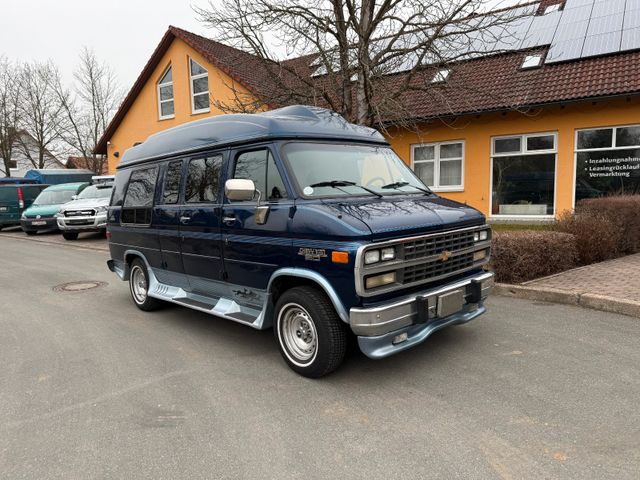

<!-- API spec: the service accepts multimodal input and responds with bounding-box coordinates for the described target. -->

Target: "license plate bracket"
[437,289,465,318]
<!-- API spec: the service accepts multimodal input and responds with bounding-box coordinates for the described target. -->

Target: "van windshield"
[32,189,76,206]
[282,143,430,197]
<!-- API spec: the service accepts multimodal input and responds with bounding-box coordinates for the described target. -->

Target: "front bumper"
[350,271,494,358]
[57,213,107,231]
[21,217,58,231]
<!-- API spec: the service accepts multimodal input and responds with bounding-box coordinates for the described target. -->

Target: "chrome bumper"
[350,270,494,343]
[57,213,107,231]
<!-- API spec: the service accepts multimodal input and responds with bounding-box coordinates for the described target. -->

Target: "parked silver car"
[56,182,113,240]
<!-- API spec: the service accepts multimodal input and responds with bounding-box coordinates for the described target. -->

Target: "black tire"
[62,231,79,240]
[128,258,162,311]
[274,286,347,378]
[24,230,37,236]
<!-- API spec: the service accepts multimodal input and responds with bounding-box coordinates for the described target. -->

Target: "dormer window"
[157,65,174,120]
[431,69,450,84]
[521,54,543,69]
[189,59,210,114]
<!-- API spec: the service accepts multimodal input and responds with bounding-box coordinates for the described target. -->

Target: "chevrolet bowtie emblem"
[439,250,453,262]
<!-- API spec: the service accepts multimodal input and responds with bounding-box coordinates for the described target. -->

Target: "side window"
[162,160,183,204]
[122,166,158,225]
[110,169,131,206]
[233,149,288,201]
[185,155,223,203]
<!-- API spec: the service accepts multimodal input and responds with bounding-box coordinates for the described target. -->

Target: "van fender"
[267,268,350,324]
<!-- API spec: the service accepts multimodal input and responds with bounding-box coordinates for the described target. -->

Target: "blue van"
[107,106,493,377]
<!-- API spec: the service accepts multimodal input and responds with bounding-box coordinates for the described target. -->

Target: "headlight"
[21,213,26,220]
[365,271,396,289]
[474,229,489,242]
[364,250,380,264]
[381,247,395,261]
[96,206,108,213]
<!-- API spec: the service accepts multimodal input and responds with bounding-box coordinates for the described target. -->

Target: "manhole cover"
[53,281,108,292]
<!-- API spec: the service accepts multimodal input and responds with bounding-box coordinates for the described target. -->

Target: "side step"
[147,276,266,329]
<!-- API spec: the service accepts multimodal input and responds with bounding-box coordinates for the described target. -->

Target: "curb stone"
[493,283,640,318]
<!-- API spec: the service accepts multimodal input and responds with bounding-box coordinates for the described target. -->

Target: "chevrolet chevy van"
[107,106,494,377]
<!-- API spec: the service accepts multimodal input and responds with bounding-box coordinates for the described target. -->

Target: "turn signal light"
[331,251,349,264]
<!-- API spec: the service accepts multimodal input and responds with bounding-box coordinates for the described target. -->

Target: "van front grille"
[403,230,475,261]
[402,252,475,285]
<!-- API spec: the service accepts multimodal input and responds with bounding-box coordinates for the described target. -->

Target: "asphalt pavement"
[0,234,638,479]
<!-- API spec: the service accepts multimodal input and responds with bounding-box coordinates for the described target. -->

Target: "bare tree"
[196,0,528,131]
[54,48,121,174]
[17,61,68,169]
[0,57,22,177]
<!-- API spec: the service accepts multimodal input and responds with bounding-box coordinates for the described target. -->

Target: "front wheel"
[274,286,347,378]
[62,231,79,240]
[128,258,162,311]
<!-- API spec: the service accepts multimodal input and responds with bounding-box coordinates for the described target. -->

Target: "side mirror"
[225,179,256,201]
[71,195,78,200]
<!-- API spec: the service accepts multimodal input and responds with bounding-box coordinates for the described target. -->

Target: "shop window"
[157,66,174,120]
[189,59,210,114]
[575,125,640,202]
[491,133,556,217]
[412,141,464,191]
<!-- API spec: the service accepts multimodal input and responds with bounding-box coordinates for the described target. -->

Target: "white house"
[0,130,64,177]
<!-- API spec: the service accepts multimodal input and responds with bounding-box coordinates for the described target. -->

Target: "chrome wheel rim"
[279,303,317,364]
[131,266,148,304]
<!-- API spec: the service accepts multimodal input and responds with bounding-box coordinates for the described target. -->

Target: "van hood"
[320,195,485,239]
[23,204,62,218]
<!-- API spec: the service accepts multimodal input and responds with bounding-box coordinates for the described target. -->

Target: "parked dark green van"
[0,184,49,230]
[20,183,89,235]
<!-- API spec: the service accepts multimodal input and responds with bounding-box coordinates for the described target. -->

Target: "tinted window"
[111,170,131,206]
[234,149,287,201]
[124,167,158,207]
[185,156,222,203]
[163,160,183,204]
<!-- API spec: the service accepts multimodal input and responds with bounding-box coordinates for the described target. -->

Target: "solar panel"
[621,26,640,50]
[592,0,625,18]
[546,38,586,62]
[587,13,624,36]
[623,8,640,30]
[581,30,623,57]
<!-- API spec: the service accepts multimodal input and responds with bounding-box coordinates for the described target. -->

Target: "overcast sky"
[1,0,519,93]
[0,0,214,88]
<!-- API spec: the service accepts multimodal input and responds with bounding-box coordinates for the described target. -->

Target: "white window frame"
[490,132,558,220]
[157,65,174,120]
[189,58,210,115]
[572,124,640,208]
[411,140,465,192]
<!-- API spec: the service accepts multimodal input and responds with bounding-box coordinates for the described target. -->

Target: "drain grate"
[53,281,108,293]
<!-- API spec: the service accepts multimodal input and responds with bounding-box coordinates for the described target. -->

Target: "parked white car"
[56,182,113,240]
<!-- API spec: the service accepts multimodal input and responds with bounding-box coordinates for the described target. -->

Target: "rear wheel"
[62,232,79,240]
[128,258,162,311]
[274,286,347,378]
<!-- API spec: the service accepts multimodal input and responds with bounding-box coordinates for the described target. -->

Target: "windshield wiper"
[381,181,432,195]
[309,180,382,198]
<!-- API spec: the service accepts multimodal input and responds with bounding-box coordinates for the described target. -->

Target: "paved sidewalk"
[495,253,640,318]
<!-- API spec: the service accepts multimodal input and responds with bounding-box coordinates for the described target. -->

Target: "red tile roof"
[95,21,640,154]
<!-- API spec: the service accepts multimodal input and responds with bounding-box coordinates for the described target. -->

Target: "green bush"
[490,231,579,284]
[555,195,640,264]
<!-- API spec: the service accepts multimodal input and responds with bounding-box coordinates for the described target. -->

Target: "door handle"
[223,215,236,225]
[180,216,191,224]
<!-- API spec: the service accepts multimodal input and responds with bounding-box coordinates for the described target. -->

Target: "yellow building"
[96,17,640,221]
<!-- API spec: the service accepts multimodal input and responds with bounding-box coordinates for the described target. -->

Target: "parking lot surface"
[0,235,638,479]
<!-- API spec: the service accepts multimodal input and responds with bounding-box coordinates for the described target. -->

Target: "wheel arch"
[267,269,350,324]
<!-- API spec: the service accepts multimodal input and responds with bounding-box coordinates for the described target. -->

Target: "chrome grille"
[404,230,475,261]
[402,252,475,285]
[65,209,95,217]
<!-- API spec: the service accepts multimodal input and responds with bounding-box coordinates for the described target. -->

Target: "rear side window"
[162,160,183,204]
[185,155,223,203]
[122,167,158,225]
[233,149,288,201]
[111,170,132,206]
